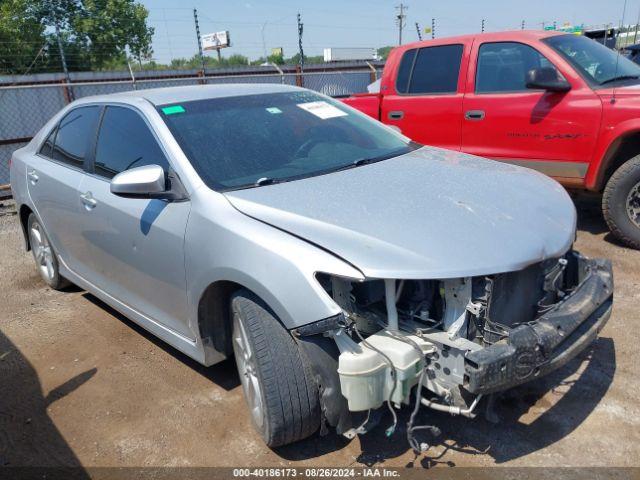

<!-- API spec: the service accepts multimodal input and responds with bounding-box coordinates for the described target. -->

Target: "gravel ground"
[0,195,638,470]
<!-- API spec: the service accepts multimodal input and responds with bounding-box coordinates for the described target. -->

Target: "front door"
[381,43,468,151]
[76,105,193,339]
[462,41,602,182]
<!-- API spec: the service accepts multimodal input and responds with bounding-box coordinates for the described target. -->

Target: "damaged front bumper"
[464,256,613,394]
[295,252,613,437]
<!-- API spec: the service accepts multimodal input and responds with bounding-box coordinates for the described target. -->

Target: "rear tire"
[602,156,640,249]
[27,213,70,290]
[231,290,320,447]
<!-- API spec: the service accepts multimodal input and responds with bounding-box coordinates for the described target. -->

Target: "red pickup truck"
[344,30,640,249]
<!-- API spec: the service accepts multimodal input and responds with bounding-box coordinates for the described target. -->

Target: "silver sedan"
[10,84,613,448]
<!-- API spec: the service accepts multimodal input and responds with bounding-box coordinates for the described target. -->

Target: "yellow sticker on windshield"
[297,101,348,120]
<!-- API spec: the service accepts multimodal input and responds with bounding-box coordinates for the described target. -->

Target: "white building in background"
[323,48,378,62]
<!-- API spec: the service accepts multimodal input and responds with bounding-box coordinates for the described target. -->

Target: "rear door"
[380,42,469,150]
[75,105,193,339]
[461,40,601,183]
[26,106,101,272]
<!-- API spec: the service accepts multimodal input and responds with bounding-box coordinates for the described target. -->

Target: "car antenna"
[612,0,629,104]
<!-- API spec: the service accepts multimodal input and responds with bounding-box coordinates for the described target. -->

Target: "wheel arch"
[196,278,289,366]
[18,203,34,251]
[592,130,640,191]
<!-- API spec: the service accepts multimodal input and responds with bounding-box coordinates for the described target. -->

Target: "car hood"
[224,147,576,279]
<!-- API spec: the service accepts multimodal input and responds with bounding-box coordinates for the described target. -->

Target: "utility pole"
[395,3,407,45]
[193,8,207,79]
[481,18,485,33]
[297,13,304,72]
[51,1,73,101]
[55,24,71,87]
[634,4,640,43]
[261,22,268,60]
[431,18,435,39]
[415,22,422,41]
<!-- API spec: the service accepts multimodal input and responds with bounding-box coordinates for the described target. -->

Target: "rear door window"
[39,127,57,158]
[94,106,170,179]
[396,49,417,93]
[50,106,100,168]
[408,44,464,94]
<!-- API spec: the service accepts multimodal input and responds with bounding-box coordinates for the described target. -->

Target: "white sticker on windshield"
[266,107,282,114]
[296,101,348,120]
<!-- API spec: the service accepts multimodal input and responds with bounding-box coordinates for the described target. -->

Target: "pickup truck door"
[380,42,470,150]
[461,40,602,184]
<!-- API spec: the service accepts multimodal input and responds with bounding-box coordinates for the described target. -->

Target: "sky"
[138,0,637,63]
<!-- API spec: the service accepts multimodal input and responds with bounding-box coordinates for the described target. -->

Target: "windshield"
[544,34,640,86]
[158,91,416,191]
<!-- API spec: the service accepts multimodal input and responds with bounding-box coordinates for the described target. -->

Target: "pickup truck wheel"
[231,291,320,447]
[603,156,640,249]
[27,214,70,290]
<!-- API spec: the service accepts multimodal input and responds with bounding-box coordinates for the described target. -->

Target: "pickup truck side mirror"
[526,67,571,93]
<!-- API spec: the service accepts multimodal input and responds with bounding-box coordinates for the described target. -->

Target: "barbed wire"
[0,2,627,74]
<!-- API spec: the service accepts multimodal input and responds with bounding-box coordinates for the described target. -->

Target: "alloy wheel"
[233,314,265,429]
[627,181,640,229]
[29,220,55,282]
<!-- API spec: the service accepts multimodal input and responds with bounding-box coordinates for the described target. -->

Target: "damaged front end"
[294,251,613,439]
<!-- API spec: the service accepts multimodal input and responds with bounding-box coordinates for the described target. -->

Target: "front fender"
[185,187,364,337]
[587,118,640,190]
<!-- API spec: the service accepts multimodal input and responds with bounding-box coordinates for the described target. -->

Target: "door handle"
[80,191,97,210]
[388,110,404,120]
[27,170,39,184]
[465,110,485,121]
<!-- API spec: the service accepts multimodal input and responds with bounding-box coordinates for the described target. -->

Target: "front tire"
[27,214,70,290]
[231,291,320,447]
[602,155,640,249]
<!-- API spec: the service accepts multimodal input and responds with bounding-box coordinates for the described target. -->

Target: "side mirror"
[110,164,168,199]
[526,67,571,92]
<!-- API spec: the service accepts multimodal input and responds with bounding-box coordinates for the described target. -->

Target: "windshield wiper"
[352,157,374,167]
[254,177,279,186]
[600,75,640,85]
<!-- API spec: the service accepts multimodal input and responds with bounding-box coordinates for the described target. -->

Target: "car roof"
[74,83,305,107]
[398,29,565,49]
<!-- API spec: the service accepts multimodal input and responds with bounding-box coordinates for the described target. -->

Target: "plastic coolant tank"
[337,330,434,412]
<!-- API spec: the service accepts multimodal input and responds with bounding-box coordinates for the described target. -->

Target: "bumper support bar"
[464,257,613,394]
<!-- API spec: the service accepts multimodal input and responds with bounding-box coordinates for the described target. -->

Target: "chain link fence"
[0,65,382,188]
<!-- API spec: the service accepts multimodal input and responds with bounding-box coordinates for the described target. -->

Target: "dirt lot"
[0,195,639,470]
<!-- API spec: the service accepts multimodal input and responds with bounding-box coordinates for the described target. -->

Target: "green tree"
[0,0,47,74]
[376,46,394,61]
[0,0,154,74]
[65,0,154,70]
[285,53,324,65]
[267,52,284,65]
